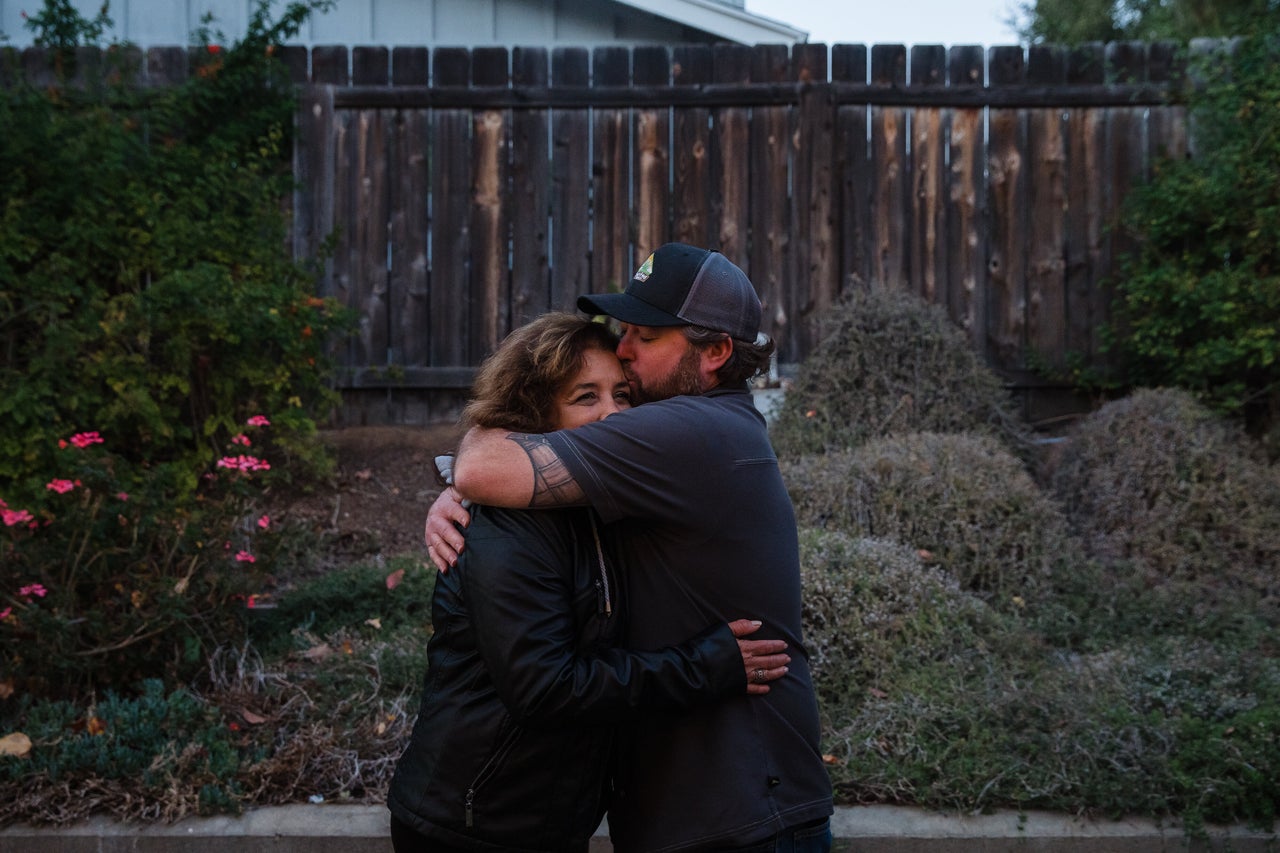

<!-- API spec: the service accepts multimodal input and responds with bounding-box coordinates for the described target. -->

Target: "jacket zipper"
[589,515,612,616]
[465,721,524,827]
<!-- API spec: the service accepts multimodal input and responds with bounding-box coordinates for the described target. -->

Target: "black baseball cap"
[577,243,762,342]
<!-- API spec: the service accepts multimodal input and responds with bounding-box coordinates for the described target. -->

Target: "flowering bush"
[0,0,347,503]
[0,0,345,701]
[1,418,288,699]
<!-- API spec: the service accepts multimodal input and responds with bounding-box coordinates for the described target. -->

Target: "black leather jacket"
[387,505,744,853]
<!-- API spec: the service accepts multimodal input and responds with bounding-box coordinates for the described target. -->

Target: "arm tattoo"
[510,433,587,508]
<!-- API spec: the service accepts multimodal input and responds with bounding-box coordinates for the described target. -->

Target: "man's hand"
[424,486,470,572]
[728,619,790,695]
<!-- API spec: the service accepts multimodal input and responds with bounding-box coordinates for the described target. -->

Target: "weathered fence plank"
[469,47,509,361]
[389,103,430,369]
[910,45,947,308]
[510,47,551,326]
[673,45,714,251]
[591,47,632,298]
[987,45,1030,372]
[789,43,836,358]
[353,107,390,368]
[1026,46,1068,369]
[869,45,910,297]
[833,44,871,298]
[711,44,753,269]
[633,46,672,265]
[549,48,591,311]
[429,48,472,368]
[747,45,791,350]
[947,45,987,351]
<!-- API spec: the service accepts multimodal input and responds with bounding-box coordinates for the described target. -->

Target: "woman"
[387,313,788,853]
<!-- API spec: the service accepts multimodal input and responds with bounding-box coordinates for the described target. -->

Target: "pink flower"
[216,455,271,473]
[235,551,256,563]
[2,508,32,527]
[257,515,271,530]
[231,433,251,446]
[19,583,47,599]
[46,479,77,494]
[0,607,11,621]
[246,415,271,427]
[58,440,68,449]
[69,431,104,449]
[116,492,129,501]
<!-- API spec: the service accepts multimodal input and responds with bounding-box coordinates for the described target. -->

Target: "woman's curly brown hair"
[461,312,620,434]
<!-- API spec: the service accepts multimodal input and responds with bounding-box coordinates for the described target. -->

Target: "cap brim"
[577,292,686,327]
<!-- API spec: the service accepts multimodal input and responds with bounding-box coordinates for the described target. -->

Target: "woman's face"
[553,346,632,430]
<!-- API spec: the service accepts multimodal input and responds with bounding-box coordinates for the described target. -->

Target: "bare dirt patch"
[263,424,466,568]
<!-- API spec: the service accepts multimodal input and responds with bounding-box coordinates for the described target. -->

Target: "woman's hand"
[728,619,790,695]
[424,486,470,572]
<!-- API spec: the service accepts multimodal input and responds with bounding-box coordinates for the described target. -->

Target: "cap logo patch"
[633,253,655,282]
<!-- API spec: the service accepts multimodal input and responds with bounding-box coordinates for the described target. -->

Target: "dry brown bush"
[1047,388,1280,616]
[798,529,998,706]
[783,432,1083,608]
[769,287,1028,458]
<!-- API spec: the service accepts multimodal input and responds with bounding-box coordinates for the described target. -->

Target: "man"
[427,243,834,852]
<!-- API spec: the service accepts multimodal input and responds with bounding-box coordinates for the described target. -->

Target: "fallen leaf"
[0,732,31,758]
[354,468,372,481]
[868,686,888,699]
[821,754,841,765]
[385,568,405,590]
[0,679,14,700]
[242,709,267,725]
[365,617,382,630]
[341,639,355,655]
[87,716,106,735]
[302,643,332,662]
[375,721,387,735]
[917,549,935,562]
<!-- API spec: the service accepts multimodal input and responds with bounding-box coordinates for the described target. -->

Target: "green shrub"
[0,679,249,824]
[769,288,1028,458]
[784,432,1082,608]
[0,2,344,494]
[248,556,437,658]
[1104,31,1280,436]
[1047,388,1280,620]
[0,1,343,700]
[827,636,1280,825]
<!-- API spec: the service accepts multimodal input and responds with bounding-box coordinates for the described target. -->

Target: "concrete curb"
[1,804,1275,852]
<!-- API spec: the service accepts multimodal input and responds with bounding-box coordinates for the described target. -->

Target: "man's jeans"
[715,818,833,852]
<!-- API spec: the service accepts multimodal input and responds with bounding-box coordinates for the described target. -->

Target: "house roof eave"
[611,0,808,45]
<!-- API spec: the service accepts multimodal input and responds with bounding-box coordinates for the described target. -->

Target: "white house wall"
[0,0,782,48]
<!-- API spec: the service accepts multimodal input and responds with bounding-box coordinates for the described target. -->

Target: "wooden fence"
[289,41,1188,425]
[3,41,1191,425]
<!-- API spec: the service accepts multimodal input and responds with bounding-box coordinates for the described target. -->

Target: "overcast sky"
[746,0,1023,48]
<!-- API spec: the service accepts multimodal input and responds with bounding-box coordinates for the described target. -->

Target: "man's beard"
[629,346,703,405]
